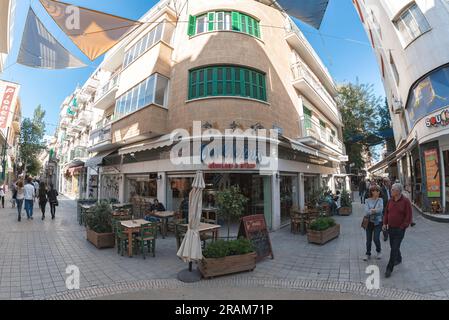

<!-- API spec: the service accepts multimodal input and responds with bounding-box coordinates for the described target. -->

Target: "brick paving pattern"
[0,195,449,299]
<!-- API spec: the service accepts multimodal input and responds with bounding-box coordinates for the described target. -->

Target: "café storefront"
[98,135,344,230]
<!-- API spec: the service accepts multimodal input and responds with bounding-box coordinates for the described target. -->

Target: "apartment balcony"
[72,146,89,160]
[291,61,341,125]
[93,73,120,110]
[285,21,337,96]
[73,109,93,128]
[88,123,113,152]
[299,117,344,156]
[12,120,20,133]
[111,104,168,145]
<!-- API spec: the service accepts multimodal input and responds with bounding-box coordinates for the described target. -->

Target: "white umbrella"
[177,171,204,282]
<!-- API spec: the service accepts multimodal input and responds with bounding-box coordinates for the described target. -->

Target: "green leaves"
[84,202,112,234]
[216,186,249,219]
[19,105,46,175]
[203,238,254,258]
[309,217,336,232]
[340,189,352,207]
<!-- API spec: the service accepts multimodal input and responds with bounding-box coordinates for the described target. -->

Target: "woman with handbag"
[47,183,59,220]
[363,185,384,261]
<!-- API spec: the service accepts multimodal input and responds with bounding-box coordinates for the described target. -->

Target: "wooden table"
[150,211,175,239]
[177,223,221,249]
[202,208,218,224]
[120,219,148,257]
[113,203,132,209]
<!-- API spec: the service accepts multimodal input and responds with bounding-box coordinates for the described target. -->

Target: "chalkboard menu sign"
[238,215,274,262]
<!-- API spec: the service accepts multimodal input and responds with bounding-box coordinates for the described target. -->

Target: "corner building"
[76,0,347,230]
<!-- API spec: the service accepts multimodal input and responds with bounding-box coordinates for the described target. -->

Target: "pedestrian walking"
[10,181,17,208]
[16,180,25,221]
[24,177,35,220]
[0,182,5,208]
[383,183,413,278]
[381,178,392,241]
[359,178,367,204]
[47,183,58,220]
[33,179,39,203]
[363,185,384,261]
[38,181,48,220]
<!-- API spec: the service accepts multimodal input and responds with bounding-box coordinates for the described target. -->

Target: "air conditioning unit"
[392,99,404,115]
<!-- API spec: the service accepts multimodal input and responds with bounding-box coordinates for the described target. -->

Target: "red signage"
[208,163,256,169]
[0,85,16,129]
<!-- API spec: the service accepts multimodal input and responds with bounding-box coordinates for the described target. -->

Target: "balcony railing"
[300,116,343,151]
[70,146,89,161]
[89,123,112,147]
[291,60,336,110]
[95,73,120,101]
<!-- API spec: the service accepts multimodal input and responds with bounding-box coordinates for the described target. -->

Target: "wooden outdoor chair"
[135,223,157,259]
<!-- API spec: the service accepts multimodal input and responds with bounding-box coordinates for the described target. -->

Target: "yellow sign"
[424,148,441,198]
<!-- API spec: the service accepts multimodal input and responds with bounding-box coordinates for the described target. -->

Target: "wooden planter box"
[86,228,115,249]
[307,224,340,245]
[199,252,257,279]
[339,206,352,216]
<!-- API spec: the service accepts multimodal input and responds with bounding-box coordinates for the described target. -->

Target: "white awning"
[85,149,116,168]
[118,135,173,156]
[368,139,417,173]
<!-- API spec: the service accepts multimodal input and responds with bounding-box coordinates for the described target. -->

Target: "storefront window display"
[304,175,320,207]
[280,175,298,224]
[100,174,120,202]
[166,173,273,228]
[407,65,449,128]
[126,175,157,202]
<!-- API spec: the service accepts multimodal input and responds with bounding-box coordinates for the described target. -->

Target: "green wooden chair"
[116,223,132,256]
[135,223,157,259]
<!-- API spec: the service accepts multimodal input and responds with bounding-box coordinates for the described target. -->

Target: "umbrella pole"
[189,261,193,272]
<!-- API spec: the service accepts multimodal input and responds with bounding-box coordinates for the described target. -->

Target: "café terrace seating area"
[77,200,222,259]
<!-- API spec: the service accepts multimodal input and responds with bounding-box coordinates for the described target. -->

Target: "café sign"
[425,108,449,127]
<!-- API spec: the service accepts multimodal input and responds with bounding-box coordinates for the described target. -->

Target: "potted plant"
[199,238,256,279]
[216,186,249,239]
[307,217,340,245]
[84,202,115,249]
[339,189,352,216]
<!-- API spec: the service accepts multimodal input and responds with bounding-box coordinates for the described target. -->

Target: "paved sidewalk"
[1,195,449,300]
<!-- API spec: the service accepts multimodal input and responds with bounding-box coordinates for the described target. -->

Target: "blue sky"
[0,0,385,136]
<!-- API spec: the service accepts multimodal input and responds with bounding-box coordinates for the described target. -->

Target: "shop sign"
[208,163,257,170]
[424,148,441,198]
[0,81,20,129]
[425,108,449,127]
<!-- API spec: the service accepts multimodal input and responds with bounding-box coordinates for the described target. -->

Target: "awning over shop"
[118,135,173,156]
[85,149,117,168]
[285,136,341,163]
[368,139,417,173]
[68,166,84,175]
[68,160,85,168]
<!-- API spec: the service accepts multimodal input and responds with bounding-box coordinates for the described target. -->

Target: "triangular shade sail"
[266,0,330,29]
[17,8,86,69]
[39,0,142,61]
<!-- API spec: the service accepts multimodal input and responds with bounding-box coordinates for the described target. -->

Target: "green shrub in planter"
[340,189,352,208]
[309,217,336,231]
[84,202,113,234]
[203,238,254,259]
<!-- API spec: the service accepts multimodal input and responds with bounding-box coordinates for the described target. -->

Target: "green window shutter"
[232,12,240,31]
[254,19,260,38]
[208,12,215,31]
[303,106,312,117]
[320,120,326,128]
[188,15,196,36]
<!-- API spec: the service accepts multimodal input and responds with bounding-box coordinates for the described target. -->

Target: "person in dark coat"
[47,183,59,220]
[359,178,367,204]
[38,182,48,220]
[381,178,392,241]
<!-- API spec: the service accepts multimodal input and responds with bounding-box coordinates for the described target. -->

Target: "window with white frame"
[393,3,430,45]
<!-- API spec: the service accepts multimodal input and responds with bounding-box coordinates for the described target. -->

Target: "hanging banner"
[17,8,86,69]
[0,80,20,129]
[424,148,441,198]
[263,0,330,29]
[39,0,142,61]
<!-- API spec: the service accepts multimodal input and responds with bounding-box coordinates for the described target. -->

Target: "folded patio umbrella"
[39,0,142,61]
[17,8,86,69]
[177,171,205,263]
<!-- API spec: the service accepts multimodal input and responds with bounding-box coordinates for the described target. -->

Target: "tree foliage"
[337,83,382,170]
[19,105,46,176]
